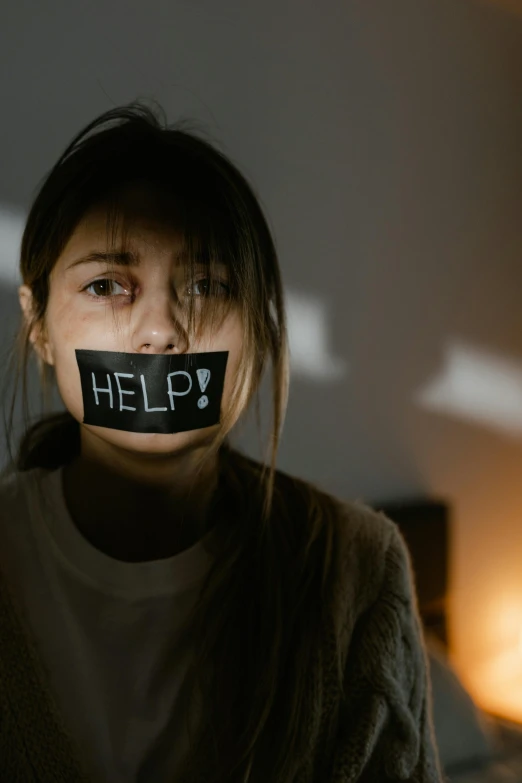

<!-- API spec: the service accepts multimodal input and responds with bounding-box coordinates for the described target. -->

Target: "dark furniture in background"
[374,498,451,649]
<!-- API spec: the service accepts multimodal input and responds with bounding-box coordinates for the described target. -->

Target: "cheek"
[212,321,244,404]
[196,316,243,366]
[47,299,122,362]
[44,304,98,418]
[50,344,84,421]
[191,319,243,409]
[46,297,84,353]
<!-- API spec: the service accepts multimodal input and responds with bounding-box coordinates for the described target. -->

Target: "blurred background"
[1,0,522,777]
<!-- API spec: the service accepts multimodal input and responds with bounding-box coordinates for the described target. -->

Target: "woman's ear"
[18,285,54,366]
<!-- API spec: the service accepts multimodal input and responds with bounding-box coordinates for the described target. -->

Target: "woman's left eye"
[189,278,230,297]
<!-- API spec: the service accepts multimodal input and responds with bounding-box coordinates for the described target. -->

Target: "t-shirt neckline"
[27,466,217,599]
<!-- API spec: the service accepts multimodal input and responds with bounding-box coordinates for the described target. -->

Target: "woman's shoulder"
[268,460,416,646]
[230,447,400,602]
[271,464,418,636]
[231,446,396,539]
[274,458,396,541]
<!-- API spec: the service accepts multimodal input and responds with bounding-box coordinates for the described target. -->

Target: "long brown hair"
[4,101,347,782]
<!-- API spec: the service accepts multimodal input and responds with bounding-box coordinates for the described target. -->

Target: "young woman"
[0,102,443,782]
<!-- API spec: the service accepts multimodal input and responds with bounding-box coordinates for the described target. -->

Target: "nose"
[131,293,185,354]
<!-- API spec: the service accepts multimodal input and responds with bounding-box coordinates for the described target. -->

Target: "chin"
[82,422,219,459]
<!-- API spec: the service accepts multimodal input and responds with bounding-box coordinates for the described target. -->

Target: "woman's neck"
[62,436,220,562]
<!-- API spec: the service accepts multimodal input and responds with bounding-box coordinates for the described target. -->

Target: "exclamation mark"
[196,368,211,409]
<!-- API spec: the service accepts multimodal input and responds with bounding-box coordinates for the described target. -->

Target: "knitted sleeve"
[329,520,445,782]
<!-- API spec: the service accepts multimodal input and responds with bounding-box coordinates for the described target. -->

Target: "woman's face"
[21,197,244,459]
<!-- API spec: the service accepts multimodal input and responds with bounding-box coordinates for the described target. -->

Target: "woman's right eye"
[84,279,128,298]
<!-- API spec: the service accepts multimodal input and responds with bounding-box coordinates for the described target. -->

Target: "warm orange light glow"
[469,648,522,724]
[457,607,522,725]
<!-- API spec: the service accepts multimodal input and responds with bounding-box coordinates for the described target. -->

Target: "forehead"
[55,190,189,278]
[54,182,230,277]
[63,211,181,259]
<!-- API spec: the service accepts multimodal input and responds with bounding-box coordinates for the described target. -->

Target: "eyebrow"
[66,249,226,272]
[66,251,140,271]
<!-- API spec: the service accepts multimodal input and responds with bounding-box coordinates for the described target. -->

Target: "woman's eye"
[189,278,230,297]
[85,279,128,298]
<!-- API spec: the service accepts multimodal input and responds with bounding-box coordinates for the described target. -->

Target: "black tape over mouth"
[76,349,229,434]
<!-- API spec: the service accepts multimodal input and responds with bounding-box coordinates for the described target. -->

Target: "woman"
[0,102,443,782]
